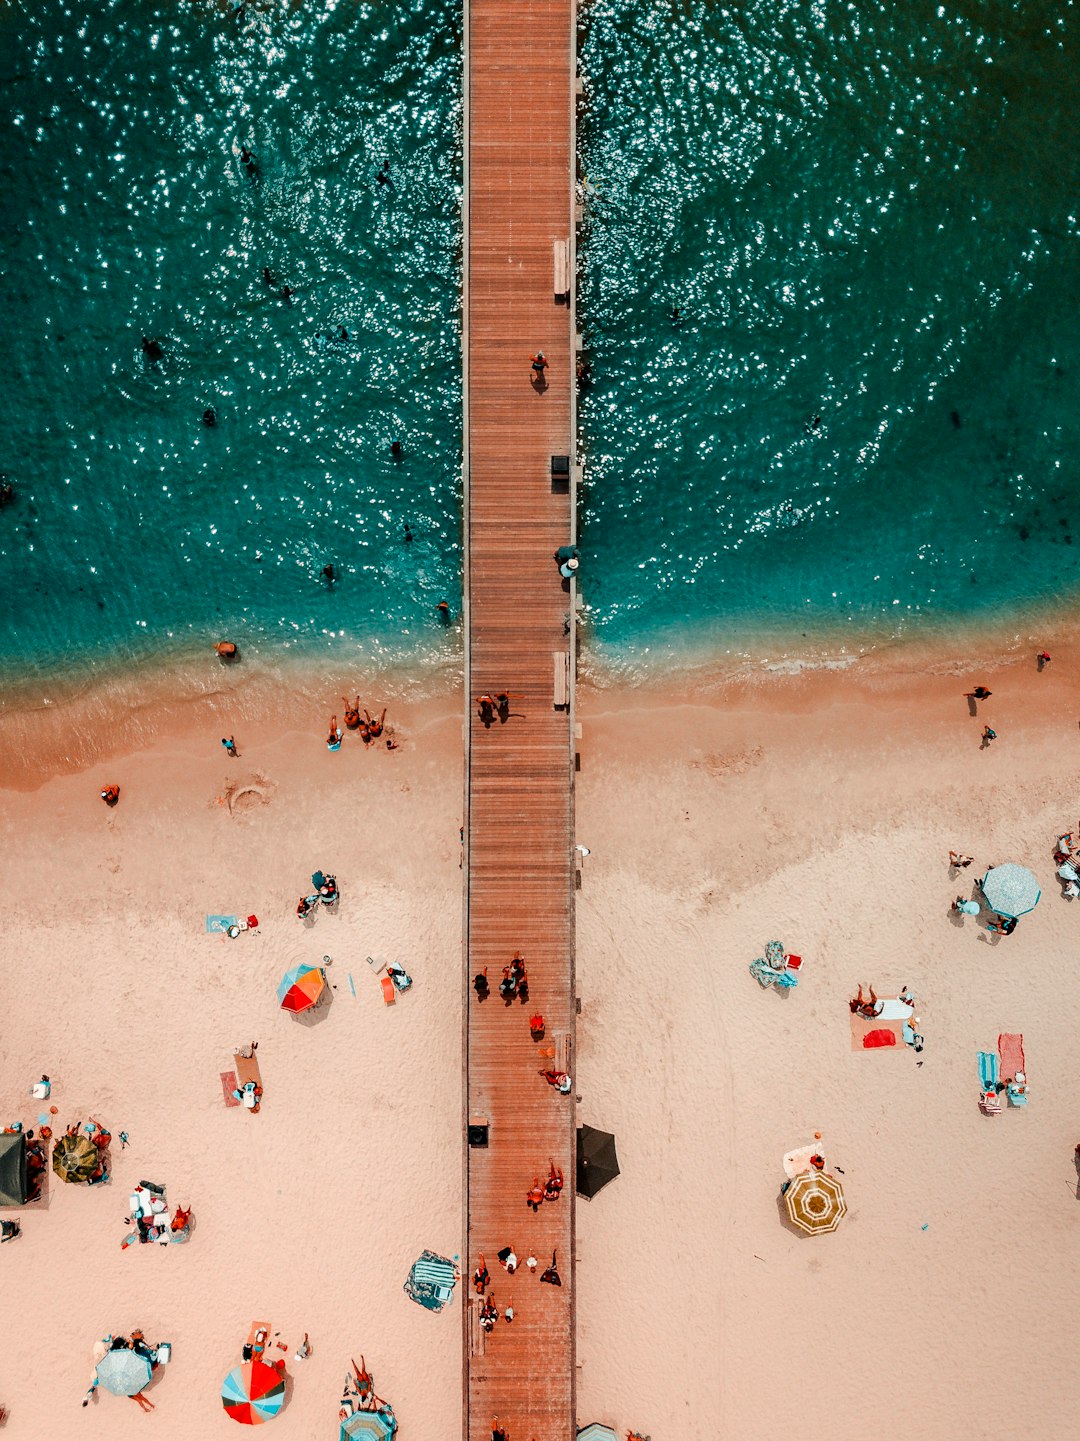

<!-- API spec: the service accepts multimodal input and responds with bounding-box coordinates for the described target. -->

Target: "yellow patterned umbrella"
[52,1133,99,1184]
[784,1169,847,1235]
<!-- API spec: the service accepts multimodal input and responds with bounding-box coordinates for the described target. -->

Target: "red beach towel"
[221,1071,240,1106]
[998,1032,1025,1080]
[863,1028,897,1048]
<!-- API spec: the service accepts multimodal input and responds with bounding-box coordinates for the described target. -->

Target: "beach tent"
[221,1359,286,1424]
[403,1250,458,1311]
[576,1125,620,1199]
[95,1349,153,1397]
[577,1427,619,1441]
[340,1411,398,1440]
[981,863,1041,919]
[0,1132,28,1206]
[51,1133,99,1184]
[277,964,326,1014]
[784,1170,847,1235]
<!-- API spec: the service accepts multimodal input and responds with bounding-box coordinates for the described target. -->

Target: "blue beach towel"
[206,915,237,933]
[977,1051,999,1091]
[404,1251,457,1312]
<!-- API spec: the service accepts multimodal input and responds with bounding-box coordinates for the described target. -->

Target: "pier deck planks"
[463,0,576,1438]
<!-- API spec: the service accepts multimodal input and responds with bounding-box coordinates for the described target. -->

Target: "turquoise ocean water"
[1,0,1078,694]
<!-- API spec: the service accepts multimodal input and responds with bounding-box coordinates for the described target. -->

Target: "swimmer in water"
[215,641,238,660]
[322,563,336,584]
[141,337,164,363]
[202,407,217,427]
[391,440,402,457]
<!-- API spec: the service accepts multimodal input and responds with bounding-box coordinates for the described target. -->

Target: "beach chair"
[387,963,413,992]
[977,1051,1001,1114]
[380,976,396,1005]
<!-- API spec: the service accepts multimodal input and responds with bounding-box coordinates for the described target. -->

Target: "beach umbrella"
[981,863,1041,919]
[340,1411,398,1440]
[51,1133,98,1184]
[576,1125,620,1199]
[784,1169,847,1235]
[95,1349,153,1397]
[221,1360,286,1424]
[577,1426,619,1441]
[277,964,326,1013]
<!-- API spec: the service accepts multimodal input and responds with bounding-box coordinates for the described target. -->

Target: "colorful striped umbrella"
[52,1133,98,1183]
[96,1349,153,1397]
[221,1360,286,1424]
[277,964,326,1013]
[340,1410,398,1439]
[784,1169,847,1235]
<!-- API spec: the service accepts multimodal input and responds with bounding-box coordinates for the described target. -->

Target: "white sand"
[4,643,1080,1438]
[574,655,1080,1440]
[0,706,465,1438]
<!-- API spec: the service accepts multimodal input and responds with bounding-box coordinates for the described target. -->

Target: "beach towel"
[863,1028,897,1048]
[850,1014,906,1051]
[206,915,237,933]
[998,1032,1025,1081]
[404,1250,458,1312]
[220,1072,240,1107]
[977,1051,999,1091]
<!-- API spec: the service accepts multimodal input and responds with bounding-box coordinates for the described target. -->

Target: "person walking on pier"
[530,351,549,388]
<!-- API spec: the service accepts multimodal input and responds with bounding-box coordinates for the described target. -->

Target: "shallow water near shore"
[1,0,1079,702]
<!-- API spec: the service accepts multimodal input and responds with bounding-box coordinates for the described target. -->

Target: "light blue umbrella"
[577,1426,618,1441]
[96,1348,152,1397]
[340,1410,397,1439]
[981,864,1041,919]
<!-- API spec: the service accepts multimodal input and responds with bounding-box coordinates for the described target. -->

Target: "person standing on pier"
[530,351,549,388]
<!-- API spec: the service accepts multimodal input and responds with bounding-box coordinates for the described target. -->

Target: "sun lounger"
[380,976,396,1005]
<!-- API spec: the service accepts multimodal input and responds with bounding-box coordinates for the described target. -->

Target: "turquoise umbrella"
[577,1427,618,1441]
[981,864,1041,919]
[95,1349,152,1397]
[340,1410,397,1439]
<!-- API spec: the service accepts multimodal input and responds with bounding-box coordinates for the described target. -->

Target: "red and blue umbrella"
[221,1359,286,1424]
[277,964,325,1013]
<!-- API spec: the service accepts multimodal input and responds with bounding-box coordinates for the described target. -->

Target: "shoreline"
[0,613,1070,789]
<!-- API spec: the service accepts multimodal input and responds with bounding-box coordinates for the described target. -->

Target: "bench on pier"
[553,651,570,710]
[553,238,571,303]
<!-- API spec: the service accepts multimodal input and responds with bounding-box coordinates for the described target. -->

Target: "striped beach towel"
[977,1051,999,1091]
[404,1251,458,1311]
[998,1032,1025,1081]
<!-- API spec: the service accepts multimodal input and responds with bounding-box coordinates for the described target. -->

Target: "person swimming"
[202,407,217,427]
[141,337,164,363]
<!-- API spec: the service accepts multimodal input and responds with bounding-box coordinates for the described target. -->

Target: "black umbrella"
[576,1124,620,1199]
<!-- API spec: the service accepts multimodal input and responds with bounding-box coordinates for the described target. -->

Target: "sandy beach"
[3,636,1080,1437]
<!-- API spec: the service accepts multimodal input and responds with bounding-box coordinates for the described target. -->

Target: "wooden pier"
[462,1,578,1439]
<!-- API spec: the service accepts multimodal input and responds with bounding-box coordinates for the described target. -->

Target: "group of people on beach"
[327,702,397,751]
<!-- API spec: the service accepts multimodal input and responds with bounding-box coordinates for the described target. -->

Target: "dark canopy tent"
[576,1124,620,1200]
[0,1132,28,1207]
